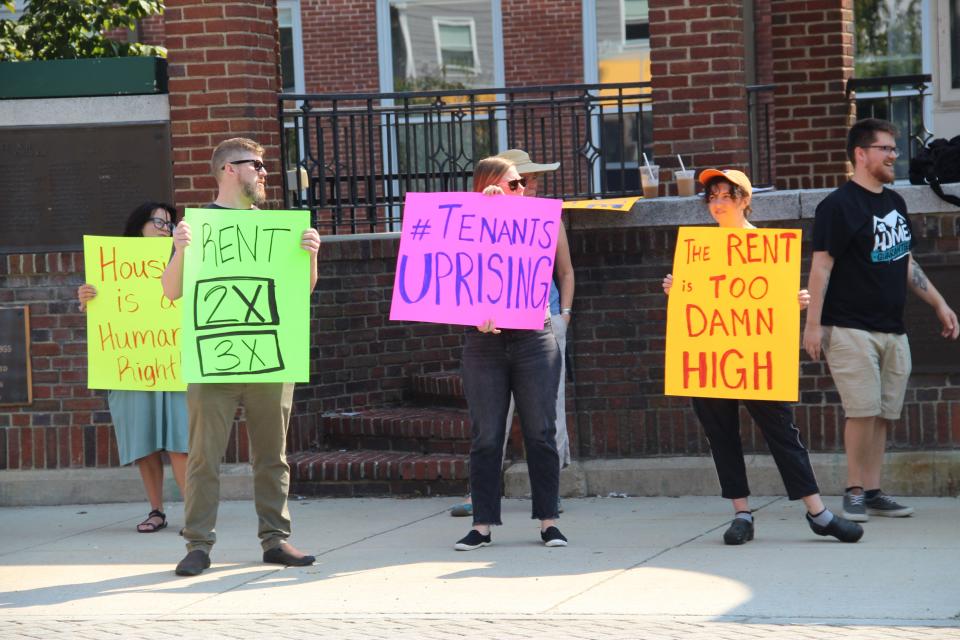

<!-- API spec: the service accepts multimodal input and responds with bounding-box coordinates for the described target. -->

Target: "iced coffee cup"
[641,165,659,198]
[676,169,695,197]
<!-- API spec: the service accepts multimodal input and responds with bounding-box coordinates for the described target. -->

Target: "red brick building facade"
[4,1,956,483]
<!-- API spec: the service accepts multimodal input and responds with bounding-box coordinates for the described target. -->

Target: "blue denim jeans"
[462,322,562,525]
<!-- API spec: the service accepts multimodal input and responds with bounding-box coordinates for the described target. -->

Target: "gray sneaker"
[842,490,868,522]
[865,492,915,517]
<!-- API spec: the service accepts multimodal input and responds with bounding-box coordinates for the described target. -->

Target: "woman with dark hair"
[454,156,567,551]
[78,202,188,533]
[662,169,863,545]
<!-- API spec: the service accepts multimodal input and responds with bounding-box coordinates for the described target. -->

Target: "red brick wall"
[4,210,960,469]
[502,0,583,86]
[648,0,750,195]
[300,0,380,94]
[140,14,167,46]
[164,0,283,209]
[0,252,255,470]
[770,0,854,189]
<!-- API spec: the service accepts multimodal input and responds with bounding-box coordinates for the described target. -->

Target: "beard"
[242,179,267,205]
[869,161,895,184]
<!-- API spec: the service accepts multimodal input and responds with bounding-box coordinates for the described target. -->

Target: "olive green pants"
[182,382,295,553]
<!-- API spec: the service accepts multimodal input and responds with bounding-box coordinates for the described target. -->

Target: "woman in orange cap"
[662,169,864,545]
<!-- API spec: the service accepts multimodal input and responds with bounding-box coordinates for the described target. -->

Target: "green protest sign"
[181,209,311,382]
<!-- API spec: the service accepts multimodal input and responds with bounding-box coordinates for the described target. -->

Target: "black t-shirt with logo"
[812,180,913,334]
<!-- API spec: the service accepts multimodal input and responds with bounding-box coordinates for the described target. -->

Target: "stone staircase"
[288,372,474,497]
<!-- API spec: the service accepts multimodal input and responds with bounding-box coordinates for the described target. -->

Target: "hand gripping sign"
[83,236,185,391]
[665,227,803,401]
[390,192,562,330]
[181,209,310,383]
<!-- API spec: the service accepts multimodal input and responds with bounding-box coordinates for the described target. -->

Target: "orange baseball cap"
[698,168,752,198]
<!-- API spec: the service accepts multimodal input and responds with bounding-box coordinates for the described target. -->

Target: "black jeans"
[462,323,561,525]
[692,397,820,501]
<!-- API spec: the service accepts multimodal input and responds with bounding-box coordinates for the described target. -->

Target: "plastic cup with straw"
[641,153,659,198]
[675,154,695,197]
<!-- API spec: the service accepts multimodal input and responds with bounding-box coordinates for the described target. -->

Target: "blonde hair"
[211,137,264,178]
[472,156,514,192]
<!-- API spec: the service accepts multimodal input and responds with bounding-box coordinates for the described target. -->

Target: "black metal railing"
[846,74,933,180]
[746,84,775,189]
[279,83,652,234]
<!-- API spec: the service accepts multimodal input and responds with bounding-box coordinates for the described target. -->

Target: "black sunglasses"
[226,159,265,171]
[502,177,527,191]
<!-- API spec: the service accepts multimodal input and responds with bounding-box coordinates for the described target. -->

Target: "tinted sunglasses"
[226,159,266,171]
[501,177,527,191]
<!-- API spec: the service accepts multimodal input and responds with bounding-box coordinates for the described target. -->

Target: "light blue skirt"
[107,390,189,465]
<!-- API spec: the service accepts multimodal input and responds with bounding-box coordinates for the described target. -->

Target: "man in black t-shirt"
[803,119,958,522]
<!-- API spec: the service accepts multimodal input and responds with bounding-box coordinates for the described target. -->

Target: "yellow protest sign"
[83,236,185,391]
[562,196,640,212]
[665,227,802,401]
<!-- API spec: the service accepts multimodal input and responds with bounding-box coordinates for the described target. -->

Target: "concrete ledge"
[0,464,253,507]
[505,451,960,498]
[0,94,170,128]
[567,183,960,230]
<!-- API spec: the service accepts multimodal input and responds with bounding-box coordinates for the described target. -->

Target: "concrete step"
[287,449,469,497]
[321,406,471,454]
[407,371,467,408]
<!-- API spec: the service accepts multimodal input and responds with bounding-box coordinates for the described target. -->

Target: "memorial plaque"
[0,306,32,406]
[0,123,174,253]
[904,265,960,373]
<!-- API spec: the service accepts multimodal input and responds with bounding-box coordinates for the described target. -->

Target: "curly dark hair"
[122,202,179,238]
[703,176,752,218]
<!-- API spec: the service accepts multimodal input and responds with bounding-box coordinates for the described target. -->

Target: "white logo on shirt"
[871,210,911,262]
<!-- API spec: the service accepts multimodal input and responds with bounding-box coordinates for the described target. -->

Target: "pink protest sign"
[390,191,562,330]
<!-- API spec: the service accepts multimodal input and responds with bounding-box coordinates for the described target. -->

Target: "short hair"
[211,137,264,178]
[123,202,178,238]
[472,156,514,192]
[703,176,752,218]
[846,118,899,164]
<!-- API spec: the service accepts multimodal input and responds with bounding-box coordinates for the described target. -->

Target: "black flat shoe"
[263,542,315,566]
[723,517,754,545]
[175,549,210,576]
[806,512,864,543]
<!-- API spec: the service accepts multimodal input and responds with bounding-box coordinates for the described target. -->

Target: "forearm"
[804,252,833,327]
[161,250,185,300]
[309,256,319,293]
[557,272,574,311]
[907,255,946,308]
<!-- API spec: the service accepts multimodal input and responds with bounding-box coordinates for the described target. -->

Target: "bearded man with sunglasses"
[803,119,958,523]
[162,137,321,576]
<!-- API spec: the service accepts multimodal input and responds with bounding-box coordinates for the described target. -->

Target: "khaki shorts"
[823,326,911,420]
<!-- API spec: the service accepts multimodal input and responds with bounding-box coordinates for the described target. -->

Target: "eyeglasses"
[500,177,527,191]
[862,145,900,157]
[226,159,266,171]
[148,217,175,231]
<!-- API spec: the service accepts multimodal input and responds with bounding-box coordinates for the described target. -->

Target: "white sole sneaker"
[842,510,869,523]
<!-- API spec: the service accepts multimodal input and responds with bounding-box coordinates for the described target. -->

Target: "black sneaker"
[540,526,568,547]
[865,492,914,517]
[454,529,491,551]
[842,490,868,522]
[806,513,864,542]
[723,517,754,545]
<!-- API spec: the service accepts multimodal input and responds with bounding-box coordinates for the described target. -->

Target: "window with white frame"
[949,0,960,90]
[382,0,499,91]
[434,18,478,73]
[623,0,649,43]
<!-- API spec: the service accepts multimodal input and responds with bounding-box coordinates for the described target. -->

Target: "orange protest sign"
[664,227,802,401]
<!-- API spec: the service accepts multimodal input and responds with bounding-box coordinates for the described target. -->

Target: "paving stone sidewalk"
[2,496,958,639]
